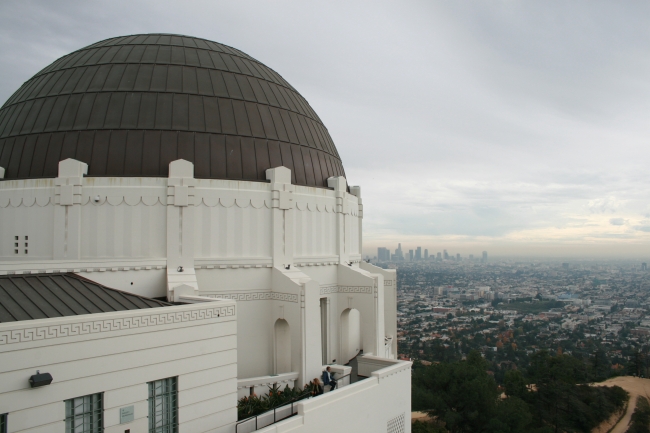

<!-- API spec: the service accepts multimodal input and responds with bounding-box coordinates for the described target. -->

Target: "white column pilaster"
[266,166,294,268]
[53,159,87,260]
[350,186,362,258]
[166,159,198,301]
[327,176,348,265]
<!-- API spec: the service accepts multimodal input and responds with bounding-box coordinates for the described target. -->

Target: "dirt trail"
[596,376,650,433]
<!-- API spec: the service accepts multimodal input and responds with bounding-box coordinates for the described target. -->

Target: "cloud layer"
[1,1,649,257]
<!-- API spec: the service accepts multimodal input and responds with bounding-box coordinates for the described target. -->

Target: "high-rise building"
[409,250,414,261]
[642,263,648,271]
[415,247,422,261]
[437,252,442,260]
[443,250,449,260]
[0,34,409,432]
[482,251,488,262]
[424,249,429,260]
[469,254,474,260]
[456,253,461,261]
[377,247,390,262]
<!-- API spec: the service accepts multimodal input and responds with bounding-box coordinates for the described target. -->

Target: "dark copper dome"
[0,34,345,186]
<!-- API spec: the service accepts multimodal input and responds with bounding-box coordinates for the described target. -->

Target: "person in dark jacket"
[321,366,337,391]
[313,378,324,395]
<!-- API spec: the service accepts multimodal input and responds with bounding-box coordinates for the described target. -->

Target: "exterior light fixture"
[93,195,100,203]
[177,266,183,272]
[29,370,53,388]
[285,265,290,270]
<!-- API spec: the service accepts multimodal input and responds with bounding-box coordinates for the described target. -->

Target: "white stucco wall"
[255,360,412,433]
[0,301,237,433]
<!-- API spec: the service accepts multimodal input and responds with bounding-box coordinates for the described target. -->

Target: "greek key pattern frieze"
[384,280,394,286]
[204,292,298,303]
[319,286,373,295]
[0,306,235,346]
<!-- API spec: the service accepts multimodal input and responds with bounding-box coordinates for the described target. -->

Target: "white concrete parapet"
[237,372,300,399]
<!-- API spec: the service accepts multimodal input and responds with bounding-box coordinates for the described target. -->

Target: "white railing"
[237,372,300,399]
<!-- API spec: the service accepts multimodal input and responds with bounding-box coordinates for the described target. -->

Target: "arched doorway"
[340,308,361,364]
[274,319,291,374]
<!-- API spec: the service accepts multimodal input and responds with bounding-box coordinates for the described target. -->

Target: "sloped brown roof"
[0,272,171,322]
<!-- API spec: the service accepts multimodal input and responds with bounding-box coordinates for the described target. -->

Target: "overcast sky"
[1,1,649,258]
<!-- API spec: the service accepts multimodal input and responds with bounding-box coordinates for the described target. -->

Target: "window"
[148,377,178,433]
[1,413,7,433]
[65,393,103,433]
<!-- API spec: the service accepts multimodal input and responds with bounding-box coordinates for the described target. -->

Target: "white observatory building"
[0,34,411,433]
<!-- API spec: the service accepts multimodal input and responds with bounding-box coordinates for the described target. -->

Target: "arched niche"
[274,319,291,374]
[340,308,362,364]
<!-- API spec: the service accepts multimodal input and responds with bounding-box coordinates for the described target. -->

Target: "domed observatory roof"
[0,34,345,187]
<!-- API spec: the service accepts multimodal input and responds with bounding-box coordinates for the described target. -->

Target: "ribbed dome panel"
[0,34,345,186]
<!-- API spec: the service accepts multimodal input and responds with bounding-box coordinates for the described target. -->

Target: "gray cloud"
[609,218,626,226]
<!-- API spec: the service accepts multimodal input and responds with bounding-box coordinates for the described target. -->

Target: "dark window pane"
[225,136,242,179]
[203,97,221,133]
[138,93,157,129]
[106,130,127,176]
[209,134,227,178]
[104,93,126,129]
[89,131,110,175]
[124,130,144,176]
[121,93,141,129]
[194,133,210,178]
[188,95,205,132]
[172,94,189,130]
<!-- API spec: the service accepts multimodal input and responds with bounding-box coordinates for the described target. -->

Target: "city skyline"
[1,1,650,257]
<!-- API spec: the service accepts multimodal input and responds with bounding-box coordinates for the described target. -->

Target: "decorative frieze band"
[0,305,235,346]
[203,292,299,303]
[319,286,373,295]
